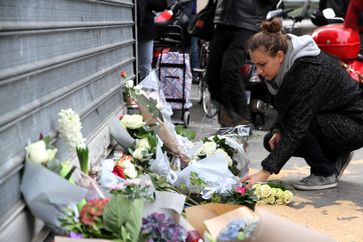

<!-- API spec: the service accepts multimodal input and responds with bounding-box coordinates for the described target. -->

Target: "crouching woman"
[243,18,363,190]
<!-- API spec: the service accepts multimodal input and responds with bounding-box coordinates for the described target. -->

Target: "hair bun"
[261,17,283,34]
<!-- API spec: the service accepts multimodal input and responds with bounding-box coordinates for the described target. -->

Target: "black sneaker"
[293,174,337,190]
[335,151,354,180]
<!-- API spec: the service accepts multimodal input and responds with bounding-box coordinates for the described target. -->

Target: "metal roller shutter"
[0,0,136,241]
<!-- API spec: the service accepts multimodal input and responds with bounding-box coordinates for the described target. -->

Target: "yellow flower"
[283,190,294,203]
[275,198,285,205]
[266,195,276,204]
[259,184,273,198]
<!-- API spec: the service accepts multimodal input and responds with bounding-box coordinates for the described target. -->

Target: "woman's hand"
[241,169,272,188]
[269,131,282,150]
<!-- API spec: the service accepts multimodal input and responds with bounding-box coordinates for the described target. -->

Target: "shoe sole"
[293,182,338,191]
[336,152,354,180]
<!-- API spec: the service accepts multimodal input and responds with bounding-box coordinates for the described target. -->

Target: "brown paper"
[138,102,190,164]
[185,204,336,242]
[185,203,246,235]
[245,208,336,242]
[204,207,259,239]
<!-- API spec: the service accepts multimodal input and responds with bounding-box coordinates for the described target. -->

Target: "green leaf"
[76,146,89,174]
[103,194,144,242]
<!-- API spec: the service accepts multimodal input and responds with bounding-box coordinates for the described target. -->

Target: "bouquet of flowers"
[60,194,144,241]
[110,178,155,203]
[195,135,248,177]
[217,218,259,241]
[21,136,87,233]
[112,154,138,179]
[208,181,258,210]
[139,212,187,242]
[121,70,191,165]
[253,181,294,205]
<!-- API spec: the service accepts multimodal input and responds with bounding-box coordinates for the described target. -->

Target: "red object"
[120,70,127,79]
[312,24,360,60]
[344,0,363,32]
[155,10,173,23]
[112,165,126,179]
[240,64,253,76]
[187,230,204,242]
[347,59,363,82]
[153,47,171,58]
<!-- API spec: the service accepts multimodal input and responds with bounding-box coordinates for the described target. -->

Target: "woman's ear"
[277,50,285,63]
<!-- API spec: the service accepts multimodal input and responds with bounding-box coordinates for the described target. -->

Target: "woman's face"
[250,47,284,81]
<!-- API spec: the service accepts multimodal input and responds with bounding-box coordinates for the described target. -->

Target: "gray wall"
[0,0,136,241]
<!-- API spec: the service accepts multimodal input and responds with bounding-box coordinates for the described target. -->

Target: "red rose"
[112,165,126,179]
[120,70,127,79]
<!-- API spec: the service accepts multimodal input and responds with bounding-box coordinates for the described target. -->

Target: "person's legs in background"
[190,36,200,83]
[219,28,255,125]
[138,39,154,81]
[205,27,233,127]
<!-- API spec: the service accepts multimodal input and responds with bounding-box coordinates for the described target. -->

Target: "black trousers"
[206,25,255,123]
[263,120,340,176]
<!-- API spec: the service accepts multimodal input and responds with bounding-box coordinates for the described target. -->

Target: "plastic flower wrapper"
[253,181,294,205]
[109,178,155,203]
[135,71,192,165]
[201,180,257,211]
[99,159,125,193]
[139,212,187,242]
[217,219,259,241]
[108,116,135,151]
[21,160,88,233]
[174,153,238,194]
[70,168,106,201]
[196,135,250,178]
[148,138,178,184]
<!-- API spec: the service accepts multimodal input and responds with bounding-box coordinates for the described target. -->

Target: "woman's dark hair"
[247,18,289,56]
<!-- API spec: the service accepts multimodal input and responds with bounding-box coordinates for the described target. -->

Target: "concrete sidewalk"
[180,84,363,242]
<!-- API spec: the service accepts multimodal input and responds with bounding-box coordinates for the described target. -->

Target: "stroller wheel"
[183,111,191,127]
[202,89,218,118]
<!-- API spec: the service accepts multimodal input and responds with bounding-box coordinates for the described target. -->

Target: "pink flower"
[236,186,246,195]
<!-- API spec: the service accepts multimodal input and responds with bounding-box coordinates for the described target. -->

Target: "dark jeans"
[263,120,340,176]
[206,25,255,123]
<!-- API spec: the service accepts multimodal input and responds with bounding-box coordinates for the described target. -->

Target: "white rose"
[132,148,145,160]
[122,159,133,169]
[135,138,150,150]
[215,148,233,166]
[197,141,217,157]
[25,140,49,164]
[120,114,145,129]
[127,80,134,87]
[124,166,137,179]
